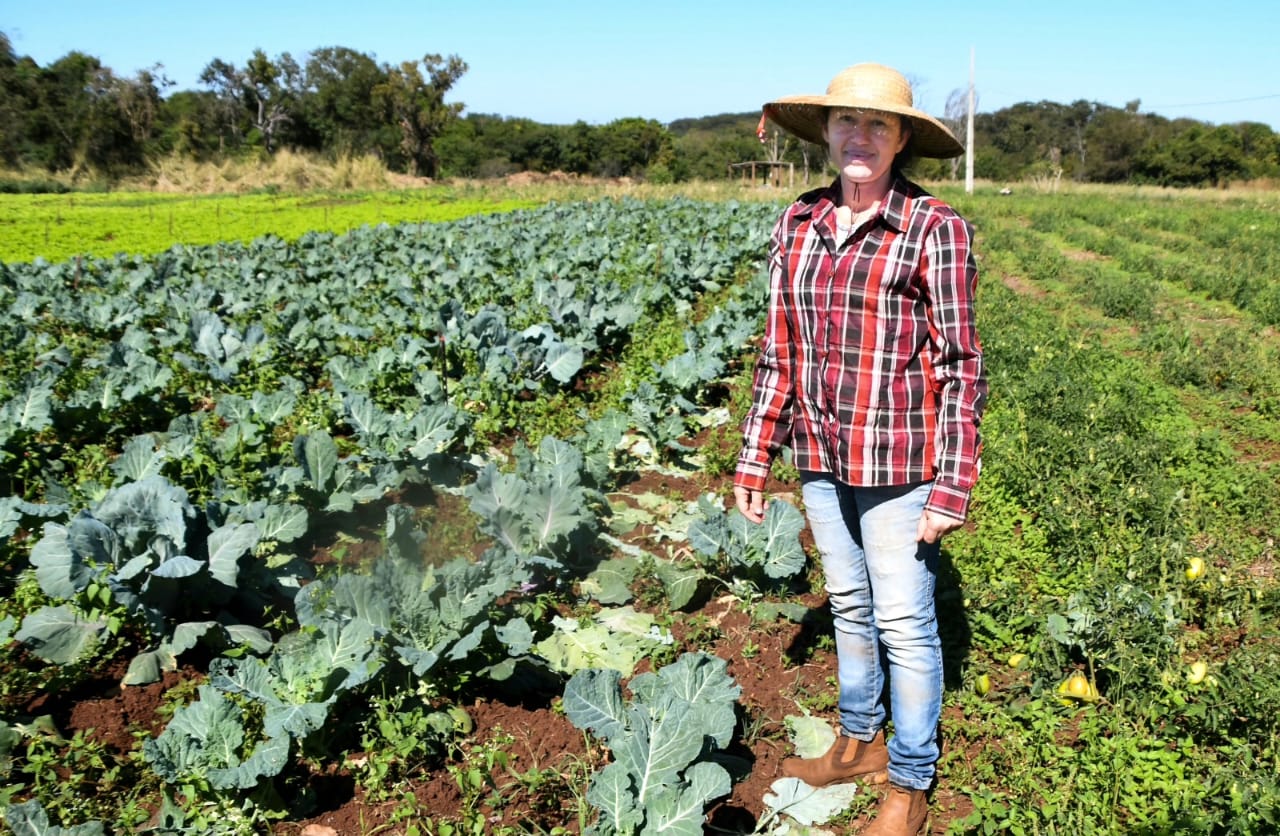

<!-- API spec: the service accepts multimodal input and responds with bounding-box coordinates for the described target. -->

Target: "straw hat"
[763,63,963,159]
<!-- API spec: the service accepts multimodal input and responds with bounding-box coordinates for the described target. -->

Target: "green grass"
[0,188,542,264]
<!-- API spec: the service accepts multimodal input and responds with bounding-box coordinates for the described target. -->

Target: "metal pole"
[965,46,975,194]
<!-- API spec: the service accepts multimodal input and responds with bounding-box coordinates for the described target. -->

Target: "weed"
[351,689,461,801]
[430,732,514,835]
[793,676,839,715]
[681,612,723,650]
[698,423,742,479]
[15,728,150,829]
[737,701,784,747]
[630,554,668,609]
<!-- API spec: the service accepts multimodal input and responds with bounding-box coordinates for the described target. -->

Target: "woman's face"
[823,107,910,186]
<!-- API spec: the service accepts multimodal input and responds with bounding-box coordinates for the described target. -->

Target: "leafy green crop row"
[1,196,821,832]
[933,188,1280,833]
[0,189,544,265]
[3,186,1279,834]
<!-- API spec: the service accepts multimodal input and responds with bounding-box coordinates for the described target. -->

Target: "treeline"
[0,34,467,179]
[3,31,1279,189]
[970,99,1280,187]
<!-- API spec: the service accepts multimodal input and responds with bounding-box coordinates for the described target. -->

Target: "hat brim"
[764,98,964,159]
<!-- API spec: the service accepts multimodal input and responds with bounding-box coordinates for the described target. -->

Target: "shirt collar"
[806,175,912,233]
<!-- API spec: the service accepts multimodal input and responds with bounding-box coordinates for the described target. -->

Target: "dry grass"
[139,149,422,193]
[2,151,805,203]
[6,153,1278,207]
[482,170,802,204]
[0,150,426,194]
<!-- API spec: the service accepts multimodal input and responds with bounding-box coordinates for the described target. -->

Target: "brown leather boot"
[861,784,929,836]
[780,730,889,787]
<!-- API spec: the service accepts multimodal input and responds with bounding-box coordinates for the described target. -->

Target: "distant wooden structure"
[729,161,794,189]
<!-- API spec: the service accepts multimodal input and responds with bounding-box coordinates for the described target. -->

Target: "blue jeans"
[800,474,942,791]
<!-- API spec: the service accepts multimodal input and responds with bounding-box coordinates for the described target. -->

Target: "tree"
[980,101,1068,169]
[1084,105,1149,182]
[0,32,39,167]
[517,121,568,172]
[29,50,104,170]
[592,117,673,178]
[435,114,487,177]
[374,53,467,177]
[0,34,155,174]
[196,58,245,150]
[300,46,390,156]
[79,63,140,171]
[674,127,759,181]
[942,88,969,180]
[112,65,172,149]
[155,89,224,158]
[199,49,301,152]
[1063,100,1096,179]
[558,120,595,175]
[1235,121,1280,179]
[1135,124,1246,187]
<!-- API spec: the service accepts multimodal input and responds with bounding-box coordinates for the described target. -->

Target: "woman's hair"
[892,115,916,174]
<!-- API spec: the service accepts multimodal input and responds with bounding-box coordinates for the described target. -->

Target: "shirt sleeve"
[921,213,987,521]
[735,213,797,492]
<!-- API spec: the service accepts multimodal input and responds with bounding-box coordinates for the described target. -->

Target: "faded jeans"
[800,474,942,791]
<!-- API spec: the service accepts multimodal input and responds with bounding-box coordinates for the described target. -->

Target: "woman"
[734,63,986,836]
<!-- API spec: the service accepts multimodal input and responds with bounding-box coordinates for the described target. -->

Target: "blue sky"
[5,0,1279,129]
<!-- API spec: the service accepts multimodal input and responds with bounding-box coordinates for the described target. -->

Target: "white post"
[965,46,975,194]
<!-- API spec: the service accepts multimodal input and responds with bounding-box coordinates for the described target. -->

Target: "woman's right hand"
[734,486,766,524]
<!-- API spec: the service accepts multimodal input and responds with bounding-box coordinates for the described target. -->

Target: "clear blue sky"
[5,0,1279,129]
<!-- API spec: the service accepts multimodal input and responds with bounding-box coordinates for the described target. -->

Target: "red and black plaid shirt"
[736,175,987,521]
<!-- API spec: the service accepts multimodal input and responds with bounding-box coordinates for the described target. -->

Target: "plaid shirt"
[736,175,987,521]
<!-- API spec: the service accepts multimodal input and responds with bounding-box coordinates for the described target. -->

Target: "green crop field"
[0,188,543,264]
[1,182,1277,834]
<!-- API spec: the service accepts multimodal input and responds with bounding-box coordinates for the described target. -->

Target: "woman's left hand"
[917,509,963,544]
[734,485,767,524]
